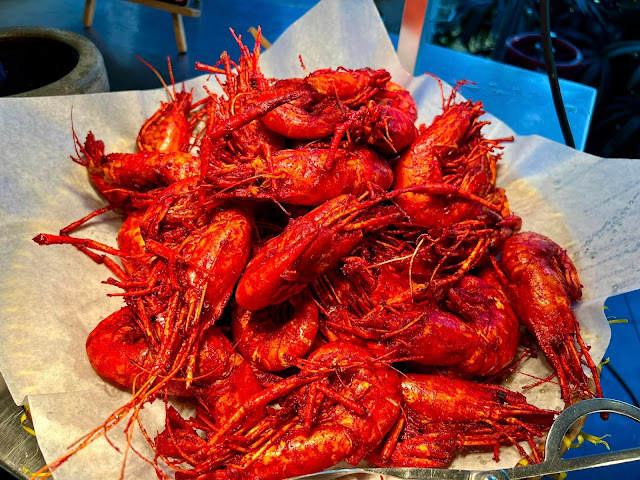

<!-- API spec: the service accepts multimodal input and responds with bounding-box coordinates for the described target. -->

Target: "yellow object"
[580,431,611,450]
[608,318,629,324]
[20,404,36,437]
[550,473,568,480]
[563,433,584,449]
[21,466,50,478]
[563,430,611,450]
[248,27,272,49]
[605,305,629,324]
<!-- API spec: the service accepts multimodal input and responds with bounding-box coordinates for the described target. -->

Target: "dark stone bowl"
[0,26,109,97]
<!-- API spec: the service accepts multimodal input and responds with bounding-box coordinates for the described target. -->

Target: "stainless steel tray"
[0,374,45,479]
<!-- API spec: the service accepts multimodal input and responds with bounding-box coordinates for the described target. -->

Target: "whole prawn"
[235,193,403,311]
[74,131,202,199]
[393,80,511,228]
[500,231,603,404]
[86,315,259,398]
[205,143,394,206]
[257,68,417,160]
[136,57,194,153]
[260,67,391,140]
[85,306,193,395]
[231,292,319,371]
[185,340,402,480]
[322,275,520,377]
[373,374,557,467]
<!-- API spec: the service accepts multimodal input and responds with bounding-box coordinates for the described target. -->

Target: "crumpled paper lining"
[1,0,639,478]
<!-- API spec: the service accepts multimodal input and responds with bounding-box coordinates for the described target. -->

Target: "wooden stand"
[82,0,201,53]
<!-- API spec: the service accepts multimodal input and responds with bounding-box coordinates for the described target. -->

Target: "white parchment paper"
[1,0,639,478]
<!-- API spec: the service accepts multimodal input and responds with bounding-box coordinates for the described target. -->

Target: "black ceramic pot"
[505,33,583,80]
[0,26,109,97]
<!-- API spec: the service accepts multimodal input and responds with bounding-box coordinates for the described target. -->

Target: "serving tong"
[293,398,640,480]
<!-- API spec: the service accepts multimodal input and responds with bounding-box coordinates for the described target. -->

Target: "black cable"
[540,0,576,148]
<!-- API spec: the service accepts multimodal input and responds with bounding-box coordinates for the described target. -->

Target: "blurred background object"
[82,0,201,53]
[378,0,640,158]
[2,0,323,92]
[504,33,583,80]
[0,26,109,96]
[3,0,638,156]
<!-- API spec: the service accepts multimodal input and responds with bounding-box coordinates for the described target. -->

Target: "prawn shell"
[85,307,189,396]
[231,294,319,371]
[265,146,393,206]
[101,151,201,190]
[116,212,146,274]
[445,276,520,377]
[237,424,354,480]
[500,231,600,403]
[196,327,265,426]
[306,68,391,99]
[365,104,418,156]
[374,81,418,122]
[502,231,581,341]
[235,195,363,311]
[401,374,544,423]
[304,341,403,461]
[181,208,253,317]
[392,101,487,228]
[137,91,192,153]
[370,374,557,468]
[262,100,345,140]
[238,341,401,479]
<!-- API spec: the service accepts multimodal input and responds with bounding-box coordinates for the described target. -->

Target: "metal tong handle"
[470,397,640,480]
[292,398,640,480]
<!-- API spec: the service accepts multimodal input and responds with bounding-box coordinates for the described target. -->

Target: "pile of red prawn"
[33,31,603,480]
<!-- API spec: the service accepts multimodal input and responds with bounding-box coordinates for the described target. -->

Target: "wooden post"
[172,13,187,53]
[83,0,97,27]
[83,0,200,53]
[396,0,429,75]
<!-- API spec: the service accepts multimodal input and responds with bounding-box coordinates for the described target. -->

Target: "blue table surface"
[388,35,597,151]
[570,291,640,480]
